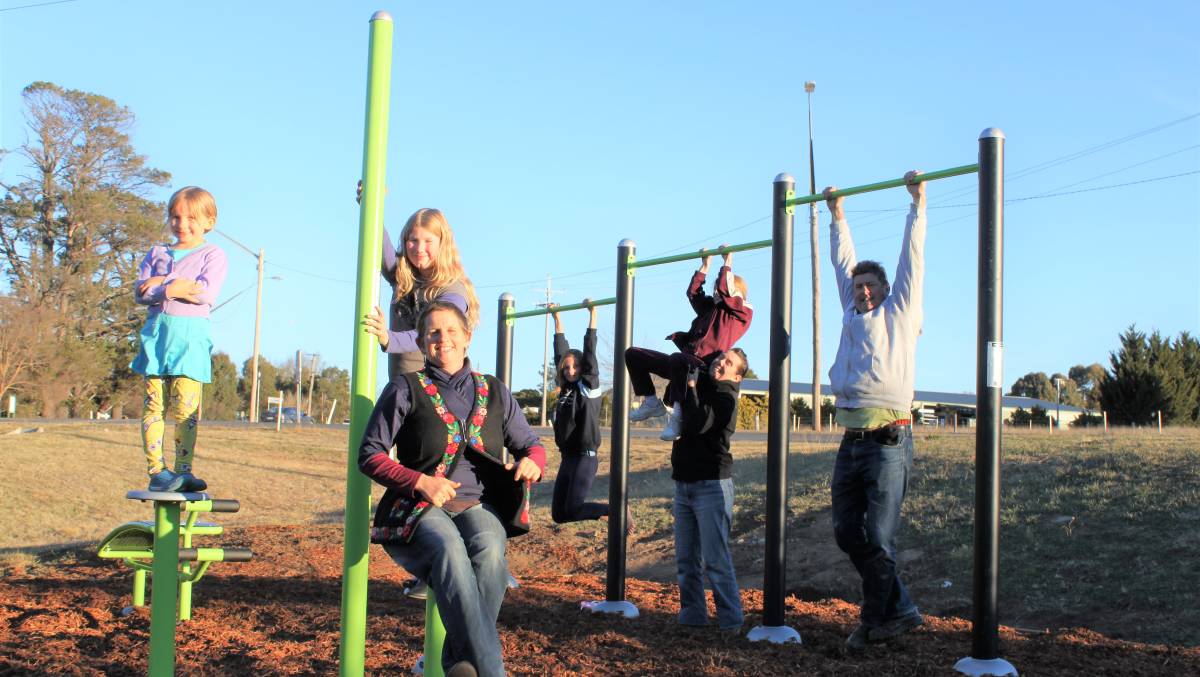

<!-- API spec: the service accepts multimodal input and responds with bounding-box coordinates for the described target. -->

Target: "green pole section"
[339,11,393,677]
[784,163,979,207]
[507,296,616,320]
[423,595,447,677]
[629,239,772,270]
[147,500,180,677]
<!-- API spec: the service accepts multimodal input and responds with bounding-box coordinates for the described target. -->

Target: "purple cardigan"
[134,243,228,318]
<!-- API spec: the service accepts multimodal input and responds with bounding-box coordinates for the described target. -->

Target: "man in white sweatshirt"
[824,171,926,652]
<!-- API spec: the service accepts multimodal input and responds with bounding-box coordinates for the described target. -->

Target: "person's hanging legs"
[551,453,608,523]
[660,353,707,441]
[624,347,672,420]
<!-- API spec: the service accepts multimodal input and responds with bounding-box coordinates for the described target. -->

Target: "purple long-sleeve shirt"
[134,243,228,318]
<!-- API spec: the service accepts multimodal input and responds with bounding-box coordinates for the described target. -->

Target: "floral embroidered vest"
[371,370,528,543]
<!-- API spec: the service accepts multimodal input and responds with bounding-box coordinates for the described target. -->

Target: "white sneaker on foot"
[629,396,667,422]
[660,413,681,441]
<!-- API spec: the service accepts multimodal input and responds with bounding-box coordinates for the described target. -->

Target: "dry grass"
[2,422,1197,646]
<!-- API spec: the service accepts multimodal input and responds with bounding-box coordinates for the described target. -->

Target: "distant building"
[737,379,1088,428]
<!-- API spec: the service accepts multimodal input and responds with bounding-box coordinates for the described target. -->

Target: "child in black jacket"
[549,302,611,524]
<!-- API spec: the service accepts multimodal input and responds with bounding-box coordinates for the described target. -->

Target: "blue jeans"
[831,426,918,627]
[673,478,744,629]
[383,503,508,677]
[551,453,609,522]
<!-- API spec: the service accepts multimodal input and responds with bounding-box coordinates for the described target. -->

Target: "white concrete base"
[747,625,803,644]
[580,599,640,618]
[954,656,1018,676]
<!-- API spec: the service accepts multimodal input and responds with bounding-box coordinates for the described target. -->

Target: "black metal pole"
[764,174,795,626]
[972,129,1005,659]
[606,239,635,602]
[496,293,515,389]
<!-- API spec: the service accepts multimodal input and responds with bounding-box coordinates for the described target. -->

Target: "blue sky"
[2,1,1197,396]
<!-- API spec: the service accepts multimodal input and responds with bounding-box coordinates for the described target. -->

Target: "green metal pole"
[784,163,979,207]
[147,500,180,677]
[507,296,616,319]
[339,11,393,677]
[629,239,772,270]
[132,568,146,607]
[423,595,446,677]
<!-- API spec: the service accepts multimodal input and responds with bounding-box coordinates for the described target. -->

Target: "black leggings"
[551,453,609,523]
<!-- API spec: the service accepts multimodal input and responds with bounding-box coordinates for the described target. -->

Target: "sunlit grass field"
[1,422,1196,645]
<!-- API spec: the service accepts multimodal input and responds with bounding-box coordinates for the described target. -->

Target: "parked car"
[263,407,316,424]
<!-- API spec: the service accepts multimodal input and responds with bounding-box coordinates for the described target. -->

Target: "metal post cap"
[979,127,1005,140]
[371,10,393,21]
[774,173,795,183]
[499,292,515,302]
[619,238,636,248]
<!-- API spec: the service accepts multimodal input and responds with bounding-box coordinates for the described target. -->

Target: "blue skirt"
[130,313,213,383]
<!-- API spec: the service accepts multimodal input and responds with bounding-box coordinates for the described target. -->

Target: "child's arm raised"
[686,251,713,314]
[551,304,568,376]
[582,301,600,389]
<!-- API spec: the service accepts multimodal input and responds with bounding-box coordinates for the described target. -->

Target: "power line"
[0,0,81,12]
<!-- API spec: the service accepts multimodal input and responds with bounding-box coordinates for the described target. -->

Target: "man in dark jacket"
[671,348,747,631]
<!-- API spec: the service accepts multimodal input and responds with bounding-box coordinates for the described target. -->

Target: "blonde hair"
[393,208,480,329]
[733,274,748,300]
[167,186,218,230]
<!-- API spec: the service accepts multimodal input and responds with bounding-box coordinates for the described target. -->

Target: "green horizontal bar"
[629,239,773,270]
[508,297,616,320]
[99,550,153,559]
[784,163,979,207]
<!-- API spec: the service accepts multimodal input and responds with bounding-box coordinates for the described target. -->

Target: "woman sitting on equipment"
[359,300,545,677]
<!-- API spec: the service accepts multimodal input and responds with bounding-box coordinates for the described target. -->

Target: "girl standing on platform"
[132,186,227,492]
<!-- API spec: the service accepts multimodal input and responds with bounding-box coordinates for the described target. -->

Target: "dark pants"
[624,347,705,407]
[831,425,918,628]
[551,452,609,522]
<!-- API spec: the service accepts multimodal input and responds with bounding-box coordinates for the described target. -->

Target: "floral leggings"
[142,376,202,475]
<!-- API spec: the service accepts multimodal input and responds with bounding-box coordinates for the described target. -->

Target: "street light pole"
[1054,377,1064,430]
[249,249,265,422]
[805,80,821,431]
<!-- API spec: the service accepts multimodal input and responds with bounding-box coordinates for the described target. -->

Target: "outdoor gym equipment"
[494,295,616,387]
[105,490,251,677]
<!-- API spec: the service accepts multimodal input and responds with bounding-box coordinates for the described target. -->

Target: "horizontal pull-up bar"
[629,239,772,270]
[507,296,616,320]
[784,163,979,207]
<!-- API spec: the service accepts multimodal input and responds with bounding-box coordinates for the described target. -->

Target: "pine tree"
[1099,326,1169,425]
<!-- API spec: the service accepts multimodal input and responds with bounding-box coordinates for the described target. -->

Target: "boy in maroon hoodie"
[625,247,753,440]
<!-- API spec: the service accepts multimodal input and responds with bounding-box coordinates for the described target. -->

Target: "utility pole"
[295,349,303,428]
[250,249,265,421]
[805,80,822,431]
[535,274,562,426]
[1054,377,1064,431]
[306,353,319,416]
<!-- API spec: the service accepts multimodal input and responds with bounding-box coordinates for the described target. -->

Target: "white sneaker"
[659,413,682,441]
[629,396,667,422]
